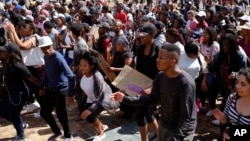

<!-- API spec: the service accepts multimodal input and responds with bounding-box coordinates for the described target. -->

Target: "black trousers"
[0,86,29,136]
[39,90,71,138]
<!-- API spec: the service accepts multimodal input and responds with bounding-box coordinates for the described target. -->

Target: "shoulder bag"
[20,35,44,66]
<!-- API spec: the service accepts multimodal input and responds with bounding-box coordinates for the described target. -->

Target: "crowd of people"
[0,0,250,141]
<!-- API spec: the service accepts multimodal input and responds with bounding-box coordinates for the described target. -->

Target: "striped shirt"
[224,93,250,125]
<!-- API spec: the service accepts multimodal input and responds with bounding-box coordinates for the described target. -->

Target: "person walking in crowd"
[134,22,159,141]
[2,0,250,140]
[112,43,197,141]
[69,23,89,73]
[76,51,112,141]
[199,26,220,119]
[5,21,43,116]
[108,36,133,74]
[185,10,198,37]
[207,33,248,132]
[165,28,185,55]
[38,36,74,141]
[0,43,40,141]
[213,68,250,141]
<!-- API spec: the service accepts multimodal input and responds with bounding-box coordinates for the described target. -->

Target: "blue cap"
[15,5,22,10]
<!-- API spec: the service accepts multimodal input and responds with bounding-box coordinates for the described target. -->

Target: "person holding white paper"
[112,43,197,141]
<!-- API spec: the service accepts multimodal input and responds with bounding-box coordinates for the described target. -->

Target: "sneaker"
[23,123,29,129]
[26,102,40,112]
[205,110,213,117]
[212,119,220,126]
[103,125,108,131]
[64,136,74,141]
[47,132,62,141]
[12,134,26,141]
[34,110,41,118]
[93,134,106,141]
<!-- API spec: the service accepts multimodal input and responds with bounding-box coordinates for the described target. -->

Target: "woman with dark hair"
[5,22,43,114]
[165,28,185,55]
[205,7,215,26]
[108,36,133,74]
[179,41,208,113]
[0,43,39,141]
[81,22,95,49]
[173,16,189,45]
[213,68,250,141]
[55,15,68,53]
[208,33,248,128]
[199,27,220,118]
[76,51,113,141]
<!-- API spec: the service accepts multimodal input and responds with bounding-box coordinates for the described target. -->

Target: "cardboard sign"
[99,54,116,82]
[90,25,99,40]
[112,65,153,96]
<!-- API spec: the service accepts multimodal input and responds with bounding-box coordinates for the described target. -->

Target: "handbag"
[20,47,44,66]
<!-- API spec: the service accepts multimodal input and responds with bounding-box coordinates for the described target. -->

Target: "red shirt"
[115,11,127,29]
[196,21,208,29]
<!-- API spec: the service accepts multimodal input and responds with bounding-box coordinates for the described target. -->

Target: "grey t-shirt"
[73,38,89,66]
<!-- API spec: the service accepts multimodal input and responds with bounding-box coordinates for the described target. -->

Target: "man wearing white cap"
[38,36,74,141]
[196,11,208,29]
[237,15,250,26]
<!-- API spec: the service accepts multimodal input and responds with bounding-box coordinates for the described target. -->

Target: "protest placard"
[99,54,116,82]
[112,65,153,96]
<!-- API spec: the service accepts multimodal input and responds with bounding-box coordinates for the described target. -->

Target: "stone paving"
[0,103,221,141]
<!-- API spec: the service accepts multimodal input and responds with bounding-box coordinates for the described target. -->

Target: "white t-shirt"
[179,54,201,80]
[100,13,114,23]
[166,41,185,56]
[179,54,208,79]
[80,75,96,103]
[200,41,220,59]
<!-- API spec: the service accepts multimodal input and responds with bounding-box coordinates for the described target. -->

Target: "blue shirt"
[40,51,75,96]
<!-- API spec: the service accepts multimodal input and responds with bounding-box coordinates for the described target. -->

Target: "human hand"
[212,108,224,121]
[111,92,125,102]
[204,56,212,64]
[66,96,74,104]
[70,42,75,48]
[223,127,230,141]
[81,109,92,119]
[229,72,236,79]
[39,89,45,96]
[108,67,115,72]
[201,80,208,92]
[4,22,15,32]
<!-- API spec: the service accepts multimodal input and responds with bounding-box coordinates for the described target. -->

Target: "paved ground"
[0,102,221,141]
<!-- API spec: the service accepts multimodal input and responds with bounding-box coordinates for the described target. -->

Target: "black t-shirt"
[2,62,31,92]
[81,15,92,25]
[136,43,160,80]
[111,50,133,75]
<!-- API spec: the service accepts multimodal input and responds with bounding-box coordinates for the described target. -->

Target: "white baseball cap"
[237,22,250,30]
[237,15,250,22]
[38,36,53,48]
[196,11,206,17]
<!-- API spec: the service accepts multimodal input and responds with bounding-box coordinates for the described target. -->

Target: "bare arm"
[7,23,36,50]
[26,75,40,86]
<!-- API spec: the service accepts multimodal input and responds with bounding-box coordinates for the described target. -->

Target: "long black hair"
[80,50,100,73]
[219,33,239,65]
